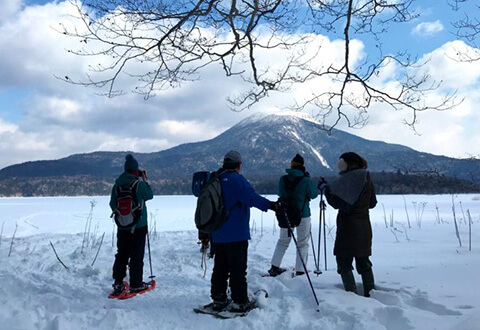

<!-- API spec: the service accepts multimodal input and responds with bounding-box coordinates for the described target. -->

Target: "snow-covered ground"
[0,194,478,330]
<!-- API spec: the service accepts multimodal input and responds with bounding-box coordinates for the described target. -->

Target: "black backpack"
[277,176,306,228]
[113,180,142,229]
[193,170,230,234]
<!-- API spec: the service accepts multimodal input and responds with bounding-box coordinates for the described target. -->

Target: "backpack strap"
[283,175,308,214]
[283,175,305,191]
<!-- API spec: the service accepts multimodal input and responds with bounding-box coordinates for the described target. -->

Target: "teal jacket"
[277,168,318,218]
[110,172,154,229]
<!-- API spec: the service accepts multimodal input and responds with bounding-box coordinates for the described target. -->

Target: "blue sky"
[0,0,479,170]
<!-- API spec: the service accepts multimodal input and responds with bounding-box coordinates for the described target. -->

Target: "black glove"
[304,171,310,177]
[317,177,328,192]
[269,201,280,212]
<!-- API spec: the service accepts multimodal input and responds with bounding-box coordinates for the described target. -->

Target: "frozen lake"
[0,194,478,329]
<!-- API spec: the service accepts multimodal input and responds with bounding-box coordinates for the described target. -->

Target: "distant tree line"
[0,172,478,197]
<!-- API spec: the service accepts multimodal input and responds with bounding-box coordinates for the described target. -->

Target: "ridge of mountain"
[0,113,479,196]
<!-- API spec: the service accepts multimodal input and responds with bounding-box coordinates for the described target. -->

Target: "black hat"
[124,154,139,171]
[291,153,304,168]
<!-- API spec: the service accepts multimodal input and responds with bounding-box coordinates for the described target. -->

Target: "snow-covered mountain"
[0,113,479,195]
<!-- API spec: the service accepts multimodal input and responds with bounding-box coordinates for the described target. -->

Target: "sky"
[0,0,480,170]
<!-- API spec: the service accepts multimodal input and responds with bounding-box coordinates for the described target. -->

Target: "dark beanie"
[124,154,139,171]
[291,153,305,168]
[339,152,367,169]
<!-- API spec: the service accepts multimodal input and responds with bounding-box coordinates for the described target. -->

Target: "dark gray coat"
[326,171,377,257]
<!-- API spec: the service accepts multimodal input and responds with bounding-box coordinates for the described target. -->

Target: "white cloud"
[0,0,22,23]
[0,1,480,170]
[0,118,17,134]
[412,20,444,37]
[415,40,480,89]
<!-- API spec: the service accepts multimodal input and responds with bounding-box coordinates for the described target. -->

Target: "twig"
[435,203,441,224]
[452,196,462,247]
[8,223,18,257]
[467,209,472,251]
[396,222,410,242]
[327,220,335,240]
[49,241,68,269]
[382,203,388,228]
[92,220,101,249]
[402,196,411,228]
[390,228,399,243]
[0,221,4,248]
[86,200,97,248]
[412,201,427,228]
[91,232,105,267]
[261,211,264,237]
[459,201,467,225]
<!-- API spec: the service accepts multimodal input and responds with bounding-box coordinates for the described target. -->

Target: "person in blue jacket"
[109,154,154,295]
[206,150,277,313]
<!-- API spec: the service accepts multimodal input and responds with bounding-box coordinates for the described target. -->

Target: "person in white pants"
[268,154,318,277]
[271,216,312,275]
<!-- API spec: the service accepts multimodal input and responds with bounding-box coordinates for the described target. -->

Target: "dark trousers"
[336,256,372,275]
[112,226,147,288]
[211,241,248,304]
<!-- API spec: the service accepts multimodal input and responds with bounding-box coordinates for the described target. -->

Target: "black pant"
[112,226,147,288]
[211,241,248,304]
[336,256,372,275]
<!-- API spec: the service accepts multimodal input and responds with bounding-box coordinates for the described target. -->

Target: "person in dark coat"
[205,150,277,313]
[321,152,377,297]
[109,154,154,295]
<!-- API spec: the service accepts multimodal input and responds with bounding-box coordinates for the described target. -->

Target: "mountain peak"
[238,111,323,127]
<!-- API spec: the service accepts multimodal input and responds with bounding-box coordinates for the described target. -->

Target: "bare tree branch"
[58,0,461,129]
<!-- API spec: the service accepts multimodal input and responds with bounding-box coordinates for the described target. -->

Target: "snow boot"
[268,265,287,277]
[204,297,230,312]
[295,271,305,276]
[340,271,357,293]
[111,282,126,296]
[229,299,257,313]
[130,282,151,294]
[361,270,375,297]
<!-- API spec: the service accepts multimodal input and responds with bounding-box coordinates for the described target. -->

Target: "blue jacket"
[277,168,318,218]
[212,170,270,243]
[109,172,154,230]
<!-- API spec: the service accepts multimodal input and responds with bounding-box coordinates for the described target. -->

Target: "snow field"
[0,194,479,329]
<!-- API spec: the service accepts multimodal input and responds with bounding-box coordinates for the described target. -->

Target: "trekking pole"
[310,232,320,274]
[314,192,324,275]
[146,227,155,280]
[322,197,327,271]
[281,207,320,312]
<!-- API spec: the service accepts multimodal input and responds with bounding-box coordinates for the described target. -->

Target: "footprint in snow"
[371,286,462,316]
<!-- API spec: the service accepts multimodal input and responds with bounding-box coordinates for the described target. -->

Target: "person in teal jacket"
[109,154,154,295]
[268,154,318,277]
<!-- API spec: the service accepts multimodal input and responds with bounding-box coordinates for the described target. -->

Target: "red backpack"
[114,180,142,229]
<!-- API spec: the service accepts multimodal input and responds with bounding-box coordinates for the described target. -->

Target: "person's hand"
[317,177,328,192]
[141,170,148,181]
[269,201,280,212]
[304,171,310,177]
